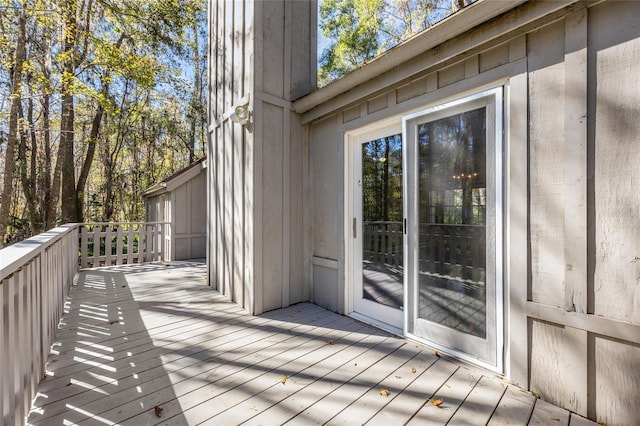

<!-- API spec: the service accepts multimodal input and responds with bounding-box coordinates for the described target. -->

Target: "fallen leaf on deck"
[327,339,334,345]
[250,406,259,412]
[411,367,416,373]
[379,388,390,397]
[281,374,288,384]
[154,406,164,417]
[49,359,57,363]
[429,398,444,407]
[445,383,451,388]
[551,419,560,422]
[597,422,607,426]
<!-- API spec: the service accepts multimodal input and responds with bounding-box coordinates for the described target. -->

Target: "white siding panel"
[527,21,566,307]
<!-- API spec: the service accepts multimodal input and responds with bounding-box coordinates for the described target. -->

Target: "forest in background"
[0,0,207,247]
[0,0,475,248]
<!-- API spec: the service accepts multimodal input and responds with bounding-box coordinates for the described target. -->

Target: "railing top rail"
[0,223,80,282]
[80,221,171,226]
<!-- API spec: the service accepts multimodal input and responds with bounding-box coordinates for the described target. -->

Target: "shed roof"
[143,156,206,198]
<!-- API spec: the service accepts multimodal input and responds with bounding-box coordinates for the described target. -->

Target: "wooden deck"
[27,262,597,425]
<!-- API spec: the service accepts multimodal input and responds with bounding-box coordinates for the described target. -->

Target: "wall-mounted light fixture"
[223,94,251,126]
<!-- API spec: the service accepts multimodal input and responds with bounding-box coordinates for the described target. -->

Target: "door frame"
[343,86,504,373]
[345,118,405,335]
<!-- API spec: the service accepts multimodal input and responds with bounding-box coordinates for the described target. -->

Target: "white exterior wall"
[297,1,640,424]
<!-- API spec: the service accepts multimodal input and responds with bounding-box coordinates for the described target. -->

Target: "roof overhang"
[294,0,588,122]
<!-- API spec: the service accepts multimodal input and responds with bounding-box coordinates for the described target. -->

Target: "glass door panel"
[350,126,404,332]
[404,88,502,371]
[361,135,404,310]
[417,107,487,338]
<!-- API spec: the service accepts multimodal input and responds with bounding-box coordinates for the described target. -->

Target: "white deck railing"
[0,221,170,426]
[79,222,169,268]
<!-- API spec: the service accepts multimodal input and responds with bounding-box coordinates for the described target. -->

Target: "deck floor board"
[26,262,597,425]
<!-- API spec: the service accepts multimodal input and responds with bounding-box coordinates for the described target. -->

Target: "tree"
[0,2,27,247]
[0,0,207,244]
[318,0,475,86]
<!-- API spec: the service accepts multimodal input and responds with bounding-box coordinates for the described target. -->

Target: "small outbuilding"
[144,157,206,261]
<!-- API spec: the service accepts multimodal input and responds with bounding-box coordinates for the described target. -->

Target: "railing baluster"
[92,225,100,268]
[80,226,88,269]
[128,225,134,265]
[105,225,113,266]
[137,223,144,263]
[116,225,123,265]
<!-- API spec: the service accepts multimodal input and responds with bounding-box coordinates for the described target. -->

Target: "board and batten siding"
[298,1,640,424]
[207,0,316,314]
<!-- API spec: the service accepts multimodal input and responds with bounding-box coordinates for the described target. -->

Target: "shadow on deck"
[27,262,596,425]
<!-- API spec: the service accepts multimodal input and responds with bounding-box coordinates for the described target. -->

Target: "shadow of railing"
[27,268,189,425]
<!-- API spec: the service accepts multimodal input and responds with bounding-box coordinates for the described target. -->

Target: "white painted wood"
[407,366,478,425]
[526,301,640,345]
[115,226,123,265]
[80,226,88,268]
[366,357,457,426]
[0,274,4,423]
[488,385,536,425]
[563,5,588,315]
[569,413,599,426]
[448,375,507,425]
[19,262,585,426]
[104,226,112,266]
[0,224,79,426]
[506,62,529,387]
[293,344,421,425]
[127,226,134,264]
[529,398,570,425]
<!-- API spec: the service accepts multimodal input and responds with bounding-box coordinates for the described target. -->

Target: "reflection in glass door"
[351,128,404,331]
[417,107,488,338]
[361,135,403,309]
[405,88,502,371]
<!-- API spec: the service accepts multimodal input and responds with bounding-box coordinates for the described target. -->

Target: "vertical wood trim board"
[506,65,529,388]
[562,7,588,417]
[243,0,255,313]
[253,0,264,315]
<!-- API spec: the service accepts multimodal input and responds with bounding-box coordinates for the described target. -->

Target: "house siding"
[208,0,315,314]
[299,1,640,424]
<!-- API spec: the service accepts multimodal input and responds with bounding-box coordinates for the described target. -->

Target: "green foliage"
[0,0,207,239]
[318,0,473,86]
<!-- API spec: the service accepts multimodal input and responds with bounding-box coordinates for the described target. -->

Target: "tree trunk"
[60,1,78,223]
[0,9,27,247]
[17,98,42,233]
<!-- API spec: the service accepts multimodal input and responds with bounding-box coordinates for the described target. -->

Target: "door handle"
[353,218,357,238]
